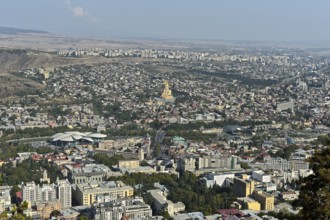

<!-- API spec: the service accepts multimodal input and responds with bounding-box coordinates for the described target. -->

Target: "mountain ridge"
[0,26,51,35]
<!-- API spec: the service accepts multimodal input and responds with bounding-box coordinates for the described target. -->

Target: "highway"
[5,136,50,144]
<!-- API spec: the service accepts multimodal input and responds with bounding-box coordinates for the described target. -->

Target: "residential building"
[73,181,134,205]
[148,189,185,216]
[0,186,12,211]
[253,189,274,211]
[57,179,72,209]
[35,200,61,220]
[233,176,255,197]
[237,197,261,211]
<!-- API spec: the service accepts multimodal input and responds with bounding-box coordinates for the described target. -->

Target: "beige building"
[238,197,261,211]
[35,200,61,220]
[177,155,240,173]
[253,189,274,211]
[118,160,140,169]
[233,176,255,197]
[148,189,185,216]
[73,181,134,205]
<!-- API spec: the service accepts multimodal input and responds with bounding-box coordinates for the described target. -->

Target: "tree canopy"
[110,172,236,215]
[294,146,330,219]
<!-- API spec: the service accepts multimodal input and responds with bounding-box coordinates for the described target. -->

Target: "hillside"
[0,27,51,35]
[0,48,108,98]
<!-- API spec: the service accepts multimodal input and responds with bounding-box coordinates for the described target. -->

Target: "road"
[155,130,166,144]
[6,136,50,144]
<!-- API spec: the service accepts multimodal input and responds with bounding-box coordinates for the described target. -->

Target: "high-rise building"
[21,179,72,209]
[57,179,72,209]
[233,176,255,197]
[22,182,56,205]
[37,184,56,202]
[22,182,38,204]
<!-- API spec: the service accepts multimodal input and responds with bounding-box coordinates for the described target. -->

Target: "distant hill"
[0,26,51,35]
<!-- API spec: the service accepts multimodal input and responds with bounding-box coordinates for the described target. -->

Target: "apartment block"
[253,189,274,211]
[73,181,134,205]
[233,176,255,197]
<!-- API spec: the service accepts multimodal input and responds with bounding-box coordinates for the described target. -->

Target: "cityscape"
[0,1,330,220]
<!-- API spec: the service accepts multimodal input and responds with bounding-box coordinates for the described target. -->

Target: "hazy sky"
[1,0,330,41]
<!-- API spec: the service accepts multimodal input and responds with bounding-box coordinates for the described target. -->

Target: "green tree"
[154,143,161,158]
[294,147,330,219]
[78,214,89,220]
[50,210,60,217]
[240,162,251,170]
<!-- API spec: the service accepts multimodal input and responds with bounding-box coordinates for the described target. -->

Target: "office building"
[252,170,271,183]
[233,176,255,197]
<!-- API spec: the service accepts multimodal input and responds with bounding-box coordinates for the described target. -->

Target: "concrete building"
[252,170,271,183]
[197,156,240,170]
[22,180,72,209]
[263,158,309,171]
[0,186,11,212]
[38,185,57,202]
[253,189,274,211]
[22,182,38,204]
[73,181,134,205]
[148,189,185,216]
[237,197,261,211]
[265,183,277,192]
[233,176,255,197]
[118,160,140,169]
[66,164,110,184]
[177,156,196,173]
[202,173,234,188]
[57,179,72,209]
[69,172,105,184]
[22,182,56,205]
[93,198,152,220]
[35,200,61,220]
[177,155,240,173]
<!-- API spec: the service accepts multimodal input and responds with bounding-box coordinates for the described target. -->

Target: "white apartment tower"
[22,182,38,204]
[21,179,72,209]
[57,179,72,209]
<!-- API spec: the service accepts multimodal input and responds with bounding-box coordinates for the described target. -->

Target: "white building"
[93,198,152,220]
[203,173,235,188]
[252,170,271,183]
[22,179,72,209]
[0,186,12,212]
[57,179,72,209]
[148,189,185,216]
